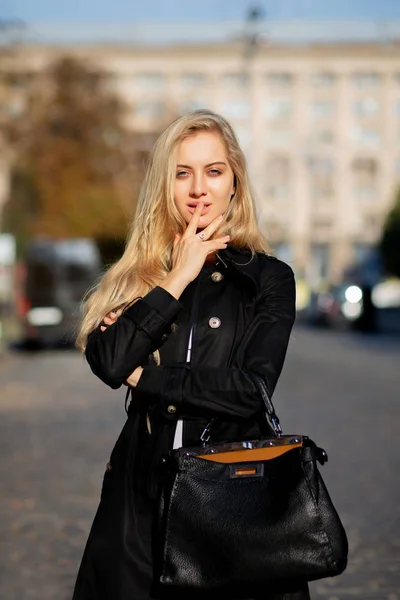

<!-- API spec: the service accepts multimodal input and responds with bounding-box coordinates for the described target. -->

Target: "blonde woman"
[73,110,308,600]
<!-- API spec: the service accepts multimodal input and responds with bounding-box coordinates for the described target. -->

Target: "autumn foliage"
[379,187,400,277]
[4,56,150,247]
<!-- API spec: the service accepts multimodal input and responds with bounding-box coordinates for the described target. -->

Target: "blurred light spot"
[372,279,400,309]
[342,301,362,320]
[26,307,63,326]
[345,285,363,303]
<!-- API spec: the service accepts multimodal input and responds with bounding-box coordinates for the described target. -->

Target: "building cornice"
[12,19,400,48]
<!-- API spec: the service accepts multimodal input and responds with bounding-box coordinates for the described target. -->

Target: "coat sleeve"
[135,263,296,420]
[85,286,182,389]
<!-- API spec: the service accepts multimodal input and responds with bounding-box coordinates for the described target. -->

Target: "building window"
[104,72,120,93]
[309,244,330,281]
[352,72,381,88]
[7,95,26,117]
[221,73,249,89]
[362,214,380,237]
[354,98,379,116]
[134,73,165,91]
[179,98,208,113]
[233,126,251,148]
[273,243,293,263]
[351,127,380,146]
[309,72,336,87]
[309,101,334,119]
[266,73,293,88]
[354,188,376,202]
[266,130,292,147]
[396,157,400,177]
[308,157,334,200]
[4,71,32,89]
[135,101,165,119]
[353,243,373,264]
[265,97,292,120]
[265,156,291,199]
[308,130,334,145]
[179,73,206,89]
[220,100,250,119]
[352,158,378,202]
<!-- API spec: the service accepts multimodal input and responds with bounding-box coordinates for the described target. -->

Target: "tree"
[3,56,148,252]
[379,187,400,277]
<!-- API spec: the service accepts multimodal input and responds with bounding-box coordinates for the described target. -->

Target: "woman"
[73,110,308,600]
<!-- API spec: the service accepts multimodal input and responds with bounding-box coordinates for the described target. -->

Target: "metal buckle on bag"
[271,415,283,436]
[200,420,214,446]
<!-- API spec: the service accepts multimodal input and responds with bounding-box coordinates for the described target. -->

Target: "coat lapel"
[217,245,261,293]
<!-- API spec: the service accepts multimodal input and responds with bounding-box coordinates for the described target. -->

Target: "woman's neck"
[204,252,218,264]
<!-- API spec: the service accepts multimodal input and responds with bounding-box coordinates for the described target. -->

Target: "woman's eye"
[176,171,189,178]
[208,169,222,176]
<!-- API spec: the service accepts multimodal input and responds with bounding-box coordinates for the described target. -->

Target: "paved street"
[0,326,399,600]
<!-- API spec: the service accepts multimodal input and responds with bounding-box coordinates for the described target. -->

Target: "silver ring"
[198,232,206,240]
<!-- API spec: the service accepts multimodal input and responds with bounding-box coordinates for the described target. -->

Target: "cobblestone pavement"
[0,326,399,600]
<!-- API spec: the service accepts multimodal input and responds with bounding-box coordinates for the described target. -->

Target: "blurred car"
[305,283,365,330]
[19,238,101,348]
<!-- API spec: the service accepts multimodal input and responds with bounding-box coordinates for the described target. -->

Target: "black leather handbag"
[155,373,348,590]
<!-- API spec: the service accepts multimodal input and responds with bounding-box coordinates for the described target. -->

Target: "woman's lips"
[187,204,212,216]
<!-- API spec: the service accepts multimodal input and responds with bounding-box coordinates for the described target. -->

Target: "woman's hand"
[159,202,229,300]
[171,202,229,284]
[126,366,143,388]
[100,311,119,332]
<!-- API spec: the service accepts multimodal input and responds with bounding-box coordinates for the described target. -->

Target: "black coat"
[72,246,310,600]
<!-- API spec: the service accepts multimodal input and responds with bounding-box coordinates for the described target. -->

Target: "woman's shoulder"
[255,253,295,297]
[257,252,294,277]
[221,245,294,293]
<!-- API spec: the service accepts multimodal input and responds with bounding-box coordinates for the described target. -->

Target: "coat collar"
[217,245,260,292]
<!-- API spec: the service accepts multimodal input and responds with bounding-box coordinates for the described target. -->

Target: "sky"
[4,0,400,23]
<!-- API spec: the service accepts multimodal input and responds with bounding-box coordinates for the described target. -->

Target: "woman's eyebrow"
[176,161,227,169]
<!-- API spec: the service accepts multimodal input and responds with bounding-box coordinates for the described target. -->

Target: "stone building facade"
[2,28,400,282]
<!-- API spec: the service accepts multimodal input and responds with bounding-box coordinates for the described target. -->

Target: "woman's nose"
[190,174,207,198]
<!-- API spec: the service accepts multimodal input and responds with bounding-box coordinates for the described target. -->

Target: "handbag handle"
[200,372,283,445]
[249,372,283,437]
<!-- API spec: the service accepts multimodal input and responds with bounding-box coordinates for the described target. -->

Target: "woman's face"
[174,131,236,230]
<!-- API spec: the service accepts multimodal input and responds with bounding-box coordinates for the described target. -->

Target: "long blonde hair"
[76,109,270,351]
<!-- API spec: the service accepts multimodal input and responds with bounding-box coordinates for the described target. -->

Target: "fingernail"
[218,215,223,220]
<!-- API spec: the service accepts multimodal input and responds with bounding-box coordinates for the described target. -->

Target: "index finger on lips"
[185,202,203,236]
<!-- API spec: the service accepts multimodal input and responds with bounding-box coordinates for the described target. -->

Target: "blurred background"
[0,1,399,599]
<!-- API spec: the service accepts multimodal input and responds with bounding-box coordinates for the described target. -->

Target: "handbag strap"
[200,372,283,445]
[249,372,283,437]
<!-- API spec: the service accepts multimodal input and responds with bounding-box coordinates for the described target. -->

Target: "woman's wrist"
[159,269,190,300]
